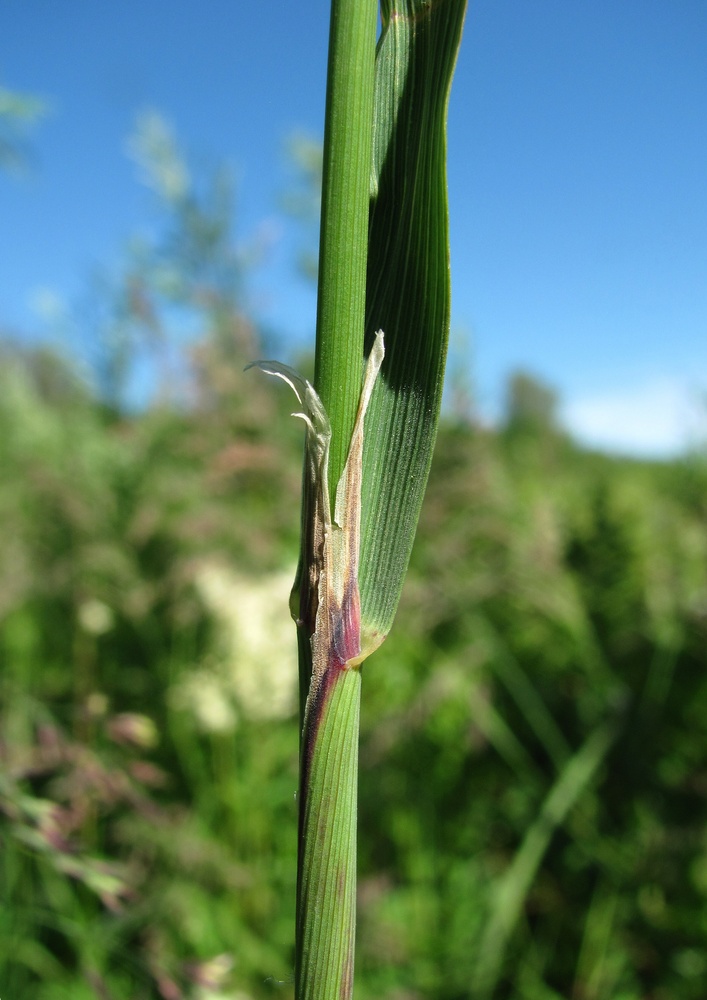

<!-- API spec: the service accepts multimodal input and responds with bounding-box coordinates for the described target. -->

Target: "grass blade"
[256,3,467,996]
[472,722,617,999]
[360,0,468,647]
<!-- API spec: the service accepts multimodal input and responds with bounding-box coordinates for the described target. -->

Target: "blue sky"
[2,0,707,454]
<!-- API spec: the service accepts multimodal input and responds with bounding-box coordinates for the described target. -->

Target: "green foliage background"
[2,118,707,1000]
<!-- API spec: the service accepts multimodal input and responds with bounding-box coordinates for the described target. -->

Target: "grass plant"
[253,1,467,995]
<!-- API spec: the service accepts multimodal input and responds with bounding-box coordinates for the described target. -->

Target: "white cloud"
[563,379,707,457]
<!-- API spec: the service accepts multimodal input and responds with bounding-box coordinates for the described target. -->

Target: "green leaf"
[472,722,618,998]
[360,0,468,643]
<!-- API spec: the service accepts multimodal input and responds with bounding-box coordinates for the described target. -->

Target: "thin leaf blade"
[360,0,468,643]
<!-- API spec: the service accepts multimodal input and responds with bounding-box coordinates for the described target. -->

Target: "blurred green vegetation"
[0,81,48,173]
[2,113,707,1000]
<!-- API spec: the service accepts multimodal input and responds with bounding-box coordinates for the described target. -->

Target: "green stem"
[313,0,377,493]
[296,667,361,1000]
[294,2,376,997]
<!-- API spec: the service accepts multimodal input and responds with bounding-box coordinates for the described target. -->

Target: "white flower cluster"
[170,561,298,733]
